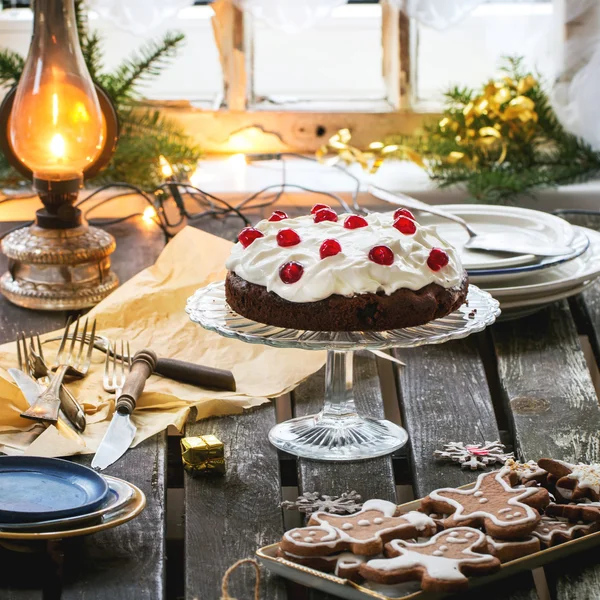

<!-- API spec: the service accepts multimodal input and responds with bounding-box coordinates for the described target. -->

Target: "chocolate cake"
[224,206,469,332]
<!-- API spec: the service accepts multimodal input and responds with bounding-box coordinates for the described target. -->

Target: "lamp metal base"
[0,222,118,311]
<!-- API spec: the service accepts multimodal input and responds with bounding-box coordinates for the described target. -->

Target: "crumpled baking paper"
[0,226,326,457]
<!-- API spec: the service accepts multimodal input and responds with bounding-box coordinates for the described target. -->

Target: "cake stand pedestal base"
[268,350,408,461]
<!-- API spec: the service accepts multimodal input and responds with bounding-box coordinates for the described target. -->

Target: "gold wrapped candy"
[181,435,225,475]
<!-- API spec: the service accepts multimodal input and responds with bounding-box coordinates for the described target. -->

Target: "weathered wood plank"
[393,336,539,600]
[62,433,167,600]
[184,406,287,600]
[393,336,501,496]
[492,301,600,599]
[561,212,600,368]
[292,351,396,600]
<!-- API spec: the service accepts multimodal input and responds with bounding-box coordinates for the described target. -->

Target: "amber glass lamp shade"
[9,0,103,183]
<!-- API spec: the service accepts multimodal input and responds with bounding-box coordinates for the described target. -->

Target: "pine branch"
[0,49,24,87]
[103,32,185,105]
[74,0,89,47]
[81,30,104,82]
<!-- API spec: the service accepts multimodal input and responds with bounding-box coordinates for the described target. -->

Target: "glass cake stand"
[186,282,500,462]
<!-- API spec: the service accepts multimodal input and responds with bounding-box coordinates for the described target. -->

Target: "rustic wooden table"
[1,210,600,600]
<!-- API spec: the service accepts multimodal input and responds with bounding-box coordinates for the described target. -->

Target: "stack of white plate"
[419,205,600,320]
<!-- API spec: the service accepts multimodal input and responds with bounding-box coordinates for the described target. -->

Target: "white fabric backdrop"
[87,0,485,34]
[551,0,600,150]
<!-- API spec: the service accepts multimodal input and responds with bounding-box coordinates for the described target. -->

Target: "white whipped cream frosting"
[226,211,464,303]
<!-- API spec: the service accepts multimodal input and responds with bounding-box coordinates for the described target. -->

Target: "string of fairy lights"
[0,152,365,242]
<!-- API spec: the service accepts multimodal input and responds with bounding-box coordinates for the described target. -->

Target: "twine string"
[221,558,261,600]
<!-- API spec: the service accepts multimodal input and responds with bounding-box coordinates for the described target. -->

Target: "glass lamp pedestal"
[269,350,408,461]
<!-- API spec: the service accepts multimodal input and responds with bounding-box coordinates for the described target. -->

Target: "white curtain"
[86,0,193,36]
[551,0,600,150]
[232,0,485,33]
[89,0,484,35]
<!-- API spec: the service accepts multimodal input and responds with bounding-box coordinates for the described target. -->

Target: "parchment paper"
[0,226,326,457]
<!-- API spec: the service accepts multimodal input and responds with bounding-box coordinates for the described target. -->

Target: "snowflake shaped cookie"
[422,469,549,539]
[280,490,362,515]
[434,441,514,470]
[280,499,437,557]
[359,527,500,592]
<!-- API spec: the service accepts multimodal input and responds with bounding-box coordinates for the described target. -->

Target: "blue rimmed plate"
[0,456,109,523]
[468,227,589,283]
[0,475,133,531]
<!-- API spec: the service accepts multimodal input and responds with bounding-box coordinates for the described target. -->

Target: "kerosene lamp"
[0,0,119,310]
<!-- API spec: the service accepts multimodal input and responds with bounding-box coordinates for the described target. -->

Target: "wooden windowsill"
[0,157,599,222]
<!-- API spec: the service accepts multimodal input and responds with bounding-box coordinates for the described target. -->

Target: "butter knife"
[92,349,157,471]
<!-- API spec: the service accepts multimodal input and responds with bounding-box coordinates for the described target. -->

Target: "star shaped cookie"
[538,458,600,502]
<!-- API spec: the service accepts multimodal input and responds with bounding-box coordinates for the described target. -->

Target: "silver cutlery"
[26,333,86,432]
[92,347,157,471]
[368,185,574,257]
[21,317,96,424]
[10,335,82,440]
[42,332,236,391]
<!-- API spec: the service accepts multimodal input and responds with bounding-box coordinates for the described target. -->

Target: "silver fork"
[14,332,83,439]
[103,340,132,397]
[28,333,86,432]
[20,316,96,424]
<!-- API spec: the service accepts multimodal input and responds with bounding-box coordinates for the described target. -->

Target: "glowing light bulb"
[143,206,157,224]
[159,155,174,179]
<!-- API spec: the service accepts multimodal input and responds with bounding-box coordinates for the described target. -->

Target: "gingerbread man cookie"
[277,549,367,582]
[359,527,500,592]
[421,469,549,539]
[546,500,600,523]
[532,515,598,548]
[280,499,436,557]
[538,459,600,502]
[485,535,540,563]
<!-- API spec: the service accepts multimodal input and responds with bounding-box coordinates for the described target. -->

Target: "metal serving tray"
[257,485,600,599]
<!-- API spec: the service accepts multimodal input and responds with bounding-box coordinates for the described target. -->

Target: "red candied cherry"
[268,210,288,222]
[393,208,416,221]
[393,216,417,235]
[344,215,368,229]
[279,261,304,284]
[277,228,301,247]
[238,227,264,248]
[427,247,449,271]
[310,203,331,215]
[314,208,338,223]
[368,245,394,266]
[319,238,342,259]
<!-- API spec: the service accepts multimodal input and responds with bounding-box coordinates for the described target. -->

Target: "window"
[0,0,558,153]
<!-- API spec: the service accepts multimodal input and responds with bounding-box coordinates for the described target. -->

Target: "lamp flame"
[49,133,66,159]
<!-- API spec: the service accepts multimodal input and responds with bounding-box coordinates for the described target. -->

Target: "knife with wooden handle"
[91,349,157,471]
[155,358,236,391]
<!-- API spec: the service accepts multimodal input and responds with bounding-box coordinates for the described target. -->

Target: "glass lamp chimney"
[9,0,103,189]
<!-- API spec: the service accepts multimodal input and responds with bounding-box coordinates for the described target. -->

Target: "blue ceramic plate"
[0,475,134,531]
[0,456,109,523]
